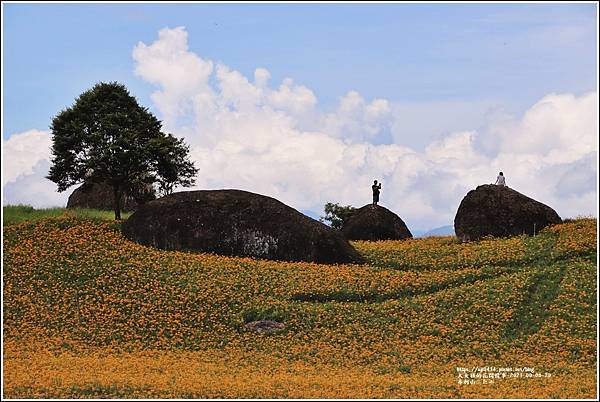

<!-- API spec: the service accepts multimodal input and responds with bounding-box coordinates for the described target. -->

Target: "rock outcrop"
[454,184,562,241]
[122,189,363,264]
[341,204,413,241]
[67,181,140,212]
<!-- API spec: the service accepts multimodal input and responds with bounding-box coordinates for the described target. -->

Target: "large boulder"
[454,184,562,241]
[121,190,363,264]
[67,181,139,212]
[341,204,413,241]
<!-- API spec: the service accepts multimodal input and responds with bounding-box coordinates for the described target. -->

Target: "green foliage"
[242,304,289,324]
[319,202,356,230]
[2,205,130,227]
[503,263,567,341]
[152,133,198,196]
[46,82,198,219]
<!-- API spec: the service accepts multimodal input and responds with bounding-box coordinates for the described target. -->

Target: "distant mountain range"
[311,208,456,239]
[415,225,455,238]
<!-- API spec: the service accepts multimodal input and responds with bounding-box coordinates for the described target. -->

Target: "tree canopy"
[47,82,198,219]
[319,202,356,230]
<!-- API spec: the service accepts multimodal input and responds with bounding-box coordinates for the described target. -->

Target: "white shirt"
[496,175,506,186]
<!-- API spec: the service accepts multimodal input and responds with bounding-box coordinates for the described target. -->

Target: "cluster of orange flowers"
[3,217,597,398]
[545,218,597,255]
[355,235,529,270]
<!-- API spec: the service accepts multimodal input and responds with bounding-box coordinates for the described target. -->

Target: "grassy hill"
[2,209,597,398]
[2,204,131,226]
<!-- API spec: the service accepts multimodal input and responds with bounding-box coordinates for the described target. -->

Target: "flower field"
[2,216,597,398]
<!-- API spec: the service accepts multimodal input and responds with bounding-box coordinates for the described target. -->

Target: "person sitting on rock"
[372,180,382,206]
[495,172,506,186]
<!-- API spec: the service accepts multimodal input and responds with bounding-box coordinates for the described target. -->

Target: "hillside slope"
[3,217,597,398]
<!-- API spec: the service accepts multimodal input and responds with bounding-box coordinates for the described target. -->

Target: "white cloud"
[2,129,72,207]
[131,27,598,229]
[267,77,317,122]
[2,129,52,186]
[322,90,391,142]
[132,26,214,130]
[3,159,69,208]
[476,92,597,160]
[3,27,597,230]
[391,99,497,150]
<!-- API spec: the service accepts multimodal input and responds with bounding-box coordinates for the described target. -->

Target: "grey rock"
[244,320,285,334]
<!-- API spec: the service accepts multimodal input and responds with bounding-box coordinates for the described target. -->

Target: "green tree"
[47,82,198,220]
[319,202,356,230]
[151,133,198,197]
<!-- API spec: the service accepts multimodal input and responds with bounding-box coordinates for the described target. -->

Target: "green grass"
[2,205,130,226]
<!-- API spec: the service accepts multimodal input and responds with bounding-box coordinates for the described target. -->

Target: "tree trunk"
[113,185,122,220]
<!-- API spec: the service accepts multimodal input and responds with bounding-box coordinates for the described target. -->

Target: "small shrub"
[242,304,289,323]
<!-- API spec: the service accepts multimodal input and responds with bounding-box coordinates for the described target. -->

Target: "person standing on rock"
[372,180,382,206]
[495,172,506,187]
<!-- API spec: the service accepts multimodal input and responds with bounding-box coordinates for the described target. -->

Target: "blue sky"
[2,2,598,231]
[4,2,596,139]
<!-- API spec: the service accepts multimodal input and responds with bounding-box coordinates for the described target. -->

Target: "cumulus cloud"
[3,159,69,208]
[390,99,496,150]
[3,129,52,186]
[132,26,214,130]
[2,129,75,208]
[476,92,597,160]
[322,91,392,142]
[3,26,596,230]
[129,26,597,230]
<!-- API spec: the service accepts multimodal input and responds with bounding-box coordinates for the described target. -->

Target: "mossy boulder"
[67,181,141,212]
[341,204,412,241]
[122,189,363,264]
[454,184,562,241]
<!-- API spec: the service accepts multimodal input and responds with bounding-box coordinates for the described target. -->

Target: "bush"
[319,202,356,230]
